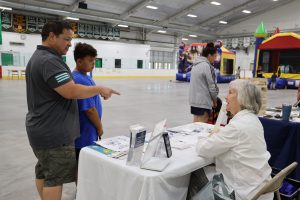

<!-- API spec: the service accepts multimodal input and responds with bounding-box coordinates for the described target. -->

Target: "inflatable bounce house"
[253,22,300,89]
[214,40,236,83]
[176,41,236,83]
[176,42,202,82]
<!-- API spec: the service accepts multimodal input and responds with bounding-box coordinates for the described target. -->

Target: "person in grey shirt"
[189,42,219,123]
[26,21,119,200]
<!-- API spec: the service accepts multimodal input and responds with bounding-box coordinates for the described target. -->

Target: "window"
[115,59,121,68]
[95,58,102,68]
[137,60,143,69]
[149,50,174,70]
[1,53,13,66]
[259,51,270,72]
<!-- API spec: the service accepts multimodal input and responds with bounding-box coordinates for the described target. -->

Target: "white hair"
[229,79,262,114]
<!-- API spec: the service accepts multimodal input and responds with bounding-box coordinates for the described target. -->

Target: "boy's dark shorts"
[191,106,211,116]
[33,145,76,187]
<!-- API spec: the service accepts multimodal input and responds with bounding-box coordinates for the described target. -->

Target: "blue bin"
[176,73,187,81]
[217,75,235,83]
[272,168,300,200]
[276,78,287,89]
[286,79,298,89]
[186,72,191,82]
[176,72,191,82]
[280,180,298,200]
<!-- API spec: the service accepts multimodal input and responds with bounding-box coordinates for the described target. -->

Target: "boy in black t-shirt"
[271,72,277,90]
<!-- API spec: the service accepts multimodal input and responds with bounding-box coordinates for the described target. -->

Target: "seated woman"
[195,79,273,200]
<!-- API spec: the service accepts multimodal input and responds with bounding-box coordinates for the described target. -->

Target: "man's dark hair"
[202,42,217,57]
[41,21,72,41]
[74,42,97,62]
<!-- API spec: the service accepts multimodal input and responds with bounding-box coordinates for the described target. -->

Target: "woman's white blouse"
[196,109,273,200]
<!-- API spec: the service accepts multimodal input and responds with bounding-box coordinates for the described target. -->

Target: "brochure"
[126,124,146,166]
[94,135,130,152]
[88,145,128,159]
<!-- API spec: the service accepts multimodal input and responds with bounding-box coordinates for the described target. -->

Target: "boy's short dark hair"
[74,43,97,62]
[41,21,72,41]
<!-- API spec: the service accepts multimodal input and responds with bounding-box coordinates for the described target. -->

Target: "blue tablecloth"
[260,118,300,180]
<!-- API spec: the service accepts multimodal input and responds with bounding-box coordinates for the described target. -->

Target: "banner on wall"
[2,12,12,31]
[27,16,37,33]
[37,17,47,32]
[107,27,113,40]
[93,25,100,39]
[69,22,78,37]
[0,13,2,45]
[243,37,250,48]
[223,39,227,47]
[86,24,93,38]
[13,14,26,33]
[113,28,120,40]
[78,23,85,37]
[101,26,108,39]
[231,38,238,48]
[1,12,121,41]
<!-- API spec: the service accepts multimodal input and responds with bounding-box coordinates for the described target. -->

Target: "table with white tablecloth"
[76,123,214,200]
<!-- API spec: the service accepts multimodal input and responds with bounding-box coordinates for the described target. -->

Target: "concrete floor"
[0,78,296,200]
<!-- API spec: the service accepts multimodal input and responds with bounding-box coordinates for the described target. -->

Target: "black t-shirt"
[271,74,277,82]
[25,45,79,150]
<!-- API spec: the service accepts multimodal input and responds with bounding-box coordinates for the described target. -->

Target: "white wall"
[0,32,179,77]
[92,68,176,77]
[219,0,300,36]
[0,31,151,69]
[0,31,258,78]
[0,32,40,67]
[67,38,150,70]
[235,46,255,70]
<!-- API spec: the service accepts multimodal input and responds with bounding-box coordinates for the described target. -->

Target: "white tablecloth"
[76,123,214,200]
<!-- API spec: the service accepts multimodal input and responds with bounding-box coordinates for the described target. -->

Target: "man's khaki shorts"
[33,145,76,187]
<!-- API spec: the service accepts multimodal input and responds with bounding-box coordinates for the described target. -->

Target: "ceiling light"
[219,20,228,24]
[66,17,79,21]
[182,38,189,41]
[189,34,197,38]
[118,24,128,28]
[187,14,197,18]
[210,1,221,6]
[242,10,251,14]
[146,5,158,10]
[157,30,166,33]
[0,6,12,10]
[272,0,279,1]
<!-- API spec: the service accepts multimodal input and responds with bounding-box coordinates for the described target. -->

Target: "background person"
[189,42,219,123]
[270,72,277,90]
[235,66,241,79]
[257,66,263,78]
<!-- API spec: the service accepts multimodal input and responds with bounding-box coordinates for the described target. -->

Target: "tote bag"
[192,173,235,200]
